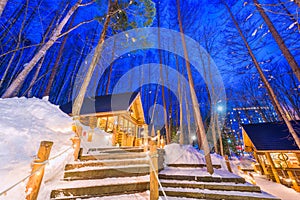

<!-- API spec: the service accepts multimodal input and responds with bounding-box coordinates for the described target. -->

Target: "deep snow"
[0,97,299,200]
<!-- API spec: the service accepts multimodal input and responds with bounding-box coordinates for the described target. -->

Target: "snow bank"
[0,97,74,199]
[79,127,113,154]
[164,143,227,168]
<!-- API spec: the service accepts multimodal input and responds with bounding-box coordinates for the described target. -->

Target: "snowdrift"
[0,97,74,199]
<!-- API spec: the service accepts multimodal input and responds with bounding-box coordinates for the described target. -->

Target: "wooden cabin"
[60,92,148,147]
[242,121,300,192]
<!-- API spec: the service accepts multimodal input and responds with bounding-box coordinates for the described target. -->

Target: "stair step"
[87,147,144,154]
[160,179,261,192]
[65,158,149,170]
[159,173,245,183]
[64,165,150,181]
[167,163,222,169]
[159,167,246,183]
[79,152,147,161]
[159,187,280,200]
[51,181,149,199]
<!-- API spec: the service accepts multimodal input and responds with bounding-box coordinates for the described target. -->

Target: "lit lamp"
[191,135,197,146]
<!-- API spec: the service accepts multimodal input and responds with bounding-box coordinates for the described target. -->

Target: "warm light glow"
[36,170,41,176]
[217,105,223,112]
[191,135,196,141]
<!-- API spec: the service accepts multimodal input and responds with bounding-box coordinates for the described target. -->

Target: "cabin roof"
[59,92,140,116]
[242,120,300,151]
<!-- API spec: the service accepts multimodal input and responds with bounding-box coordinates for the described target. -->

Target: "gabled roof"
[242,121,300,151]
[59,92,139,116]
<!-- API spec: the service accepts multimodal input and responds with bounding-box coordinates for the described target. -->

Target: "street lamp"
[191,135,196,146]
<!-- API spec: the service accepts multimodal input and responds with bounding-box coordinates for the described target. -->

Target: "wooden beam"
[256,153,269,176]
[287,170,300,192]
[265,152,281,183]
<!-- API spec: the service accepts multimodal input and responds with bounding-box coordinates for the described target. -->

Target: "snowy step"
[167,163,222,169]
[65,158,149,170]
[51,176,150,199]
[159,173,245,184]
[160,179,261,193]
[64,164,150,181]
[159,187,280,200]
[87,147,144,154]
[79,152,147,161]
[159,167,246,183]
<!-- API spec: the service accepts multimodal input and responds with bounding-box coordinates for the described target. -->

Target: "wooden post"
[150,141,159,200]
[258,154,269,176]
[265,152,281,183]
[253,152,264,174]
[71,136,81,160]
[157,130,160,147]
[144,127,148,152]
[26,141,53,200]
[287,170,300,192]
[225,155,232,173]
[87,130,93,142]
[112,125,117,146]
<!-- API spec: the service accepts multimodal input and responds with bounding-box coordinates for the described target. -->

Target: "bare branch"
[79,0,95,7]
[58,19,95,38]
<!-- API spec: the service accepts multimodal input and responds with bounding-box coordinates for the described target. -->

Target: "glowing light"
[217,105,224,112]
[191,135,197,141]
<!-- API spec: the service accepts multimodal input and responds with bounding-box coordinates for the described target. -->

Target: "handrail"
[0,145,72,197]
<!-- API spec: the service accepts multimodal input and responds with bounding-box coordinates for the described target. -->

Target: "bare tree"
[0,0,8,16]
[2,0,94,98]
[176,0,214,174]
[224,1,300,149]
[254,0,300,82]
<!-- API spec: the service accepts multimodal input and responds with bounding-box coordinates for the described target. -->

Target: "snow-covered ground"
[230,156,300,200]
[0,97,298,200]
[164,143,227,169]
[0,97,75,200]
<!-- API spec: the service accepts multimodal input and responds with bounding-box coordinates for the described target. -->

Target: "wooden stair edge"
[158,174,246,184]
[161,181,261,193]
[159,189,280,200]
[51,182,150,199]
[167,163,222,169]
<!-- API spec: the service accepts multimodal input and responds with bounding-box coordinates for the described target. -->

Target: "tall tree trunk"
[184,85,192,143]
[176,53,184,145]
[157,2,170,144]
[25,56,45,97]
[72,1,112,116]
[44,11,77,97]
[176,0,214,174]
[0,0,29,89]
[216,115,224,156]
[253,0,300,82]
[2,0,90,98]
[0,0,7,16]
[224,1,300,149]
[105,35,117,95]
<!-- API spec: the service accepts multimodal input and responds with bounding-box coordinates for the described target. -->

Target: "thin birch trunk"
[72,1,111,116]
[224,1,300,149]
[177,0,214,174]
[2,0,90,98]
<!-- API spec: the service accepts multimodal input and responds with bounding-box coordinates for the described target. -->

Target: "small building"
[242,121,300,192]
[60,92,148,147]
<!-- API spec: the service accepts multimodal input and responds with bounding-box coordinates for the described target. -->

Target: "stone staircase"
[158,164,281,200]
[50,147,151,199]
[50,147,280,200]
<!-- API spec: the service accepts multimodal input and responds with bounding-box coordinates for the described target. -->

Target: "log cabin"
[242,121,300,192]
[60,92,148,147]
